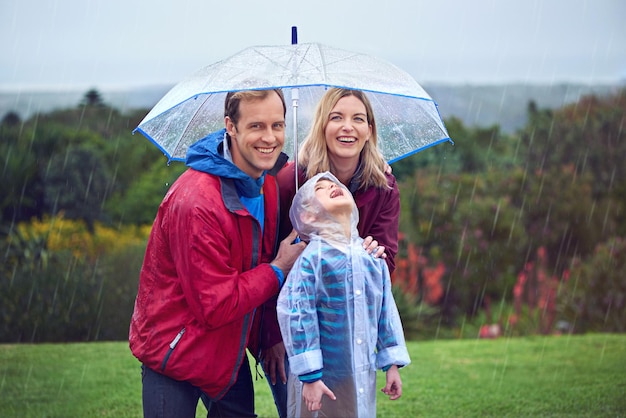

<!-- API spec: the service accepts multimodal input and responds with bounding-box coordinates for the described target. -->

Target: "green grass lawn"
[1,334,624,417]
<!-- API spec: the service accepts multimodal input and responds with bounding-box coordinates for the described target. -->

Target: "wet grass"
[0,334,624,417]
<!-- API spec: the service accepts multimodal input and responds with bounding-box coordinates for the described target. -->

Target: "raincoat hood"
[289,172,359,243]
[186,128,287,198]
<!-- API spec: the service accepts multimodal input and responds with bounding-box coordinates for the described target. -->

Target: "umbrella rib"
[174,95,215,157]
[313,44,329,85]
[251,47,300,83]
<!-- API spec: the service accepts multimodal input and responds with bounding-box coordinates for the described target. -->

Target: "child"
[277,172,410,417]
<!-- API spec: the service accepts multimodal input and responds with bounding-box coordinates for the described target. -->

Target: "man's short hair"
[224,89,286,126]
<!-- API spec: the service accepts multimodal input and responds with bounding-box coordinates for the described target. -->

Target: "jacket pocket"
[160,327,185,372]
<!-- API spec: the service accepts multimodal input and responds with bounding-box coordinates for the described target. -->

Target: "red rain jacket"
[129,168,280,399]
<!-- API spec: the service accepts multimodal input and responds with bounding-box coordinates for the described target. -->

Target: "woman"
[278,87,399,271]
[260,88,401,418]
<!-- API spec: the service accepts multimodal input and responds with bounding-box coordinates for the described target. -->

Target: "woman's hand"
[363,235,387,259]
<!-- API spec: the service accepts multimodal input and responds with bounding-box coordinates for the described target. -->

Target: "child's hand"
[302,380,336,411]
[381,365,403,400]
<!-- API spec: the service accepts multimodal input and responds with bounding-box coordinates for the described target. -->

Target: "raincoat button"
[356,338,362,344]
[355,289,362,296]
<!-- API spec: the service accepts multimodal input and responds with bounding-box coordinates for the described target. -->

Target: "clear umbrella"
[135,41,452,165]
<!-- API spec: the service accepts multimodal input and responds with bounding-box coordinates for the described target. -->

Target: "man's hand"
[302,380,336,411]
[381,365,403,400]
[261,342,287,385]
[271,230,306,277]
[362,235,386,259]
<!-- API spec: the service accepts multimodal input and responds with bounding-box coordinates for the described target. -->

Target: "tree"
[520,88,626,198]
[0,102,163,229]
[517,165,609,273]
[105,159,185,225]
[1,111,21,127]
[0,123,43,227]
[43,146,111,230]
[81,88,105,107]
[399,166,529,320]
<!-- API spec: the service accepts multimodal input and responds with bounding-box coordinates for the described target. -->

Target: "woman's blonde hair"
[298,88,389,190]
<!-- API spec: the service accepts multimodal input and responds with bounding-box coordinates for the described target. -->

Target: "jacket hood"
[186,128,287,198]
[290,171,359,243]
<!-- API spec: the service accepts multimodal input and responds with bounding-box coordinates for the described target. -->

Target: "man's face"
[225,92,286,179]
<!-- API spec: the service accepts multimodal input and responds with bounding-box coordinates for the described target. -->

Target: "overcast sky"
[1,0,625,90]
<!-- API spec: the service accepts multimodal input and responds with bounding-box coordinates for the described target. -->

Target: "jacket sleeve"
[276,162,298,243]
[277,249,324,376]
[257,295,282,354]
[360,174,400,274]
[375,262,411,369]
[170,186,279,330]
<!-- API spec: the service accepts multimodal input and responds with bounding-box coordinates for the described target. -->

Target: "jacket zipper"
[160,327,185,371]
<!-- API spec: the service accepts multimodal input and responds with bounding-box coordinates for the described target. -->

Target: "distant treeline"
[1,82,622,133]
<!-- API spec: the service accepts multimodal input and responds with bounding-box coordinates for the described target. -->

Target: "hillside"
[1,83,622,134]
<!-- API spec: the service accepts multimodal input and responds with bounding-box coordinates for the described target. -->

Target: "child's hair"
[289,171,358,242]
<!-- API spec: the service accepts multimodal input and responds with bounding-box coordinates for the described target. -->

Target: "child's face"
[313,179,354,217]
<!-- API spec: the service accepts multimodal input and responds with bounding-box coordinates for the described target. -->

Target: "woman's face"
[323,95,372,163]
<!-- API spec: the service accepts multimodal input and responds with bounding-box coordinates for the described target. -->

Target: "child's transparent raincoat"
[277,172,410,418]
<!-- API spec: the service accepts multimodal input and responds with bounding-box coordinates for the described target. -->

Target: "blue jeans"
[199,354,288,418]
[141,355,255,418]
[262,354,289,418]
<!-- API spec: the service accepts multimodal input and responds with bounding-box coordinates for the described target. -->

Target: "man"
[129,89,306,417]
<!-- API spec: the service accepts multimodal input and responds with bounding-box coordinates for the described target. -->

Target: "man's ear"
[225,117,237,138]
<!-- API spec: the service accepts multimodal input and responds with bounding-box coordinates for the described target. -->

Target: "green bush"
[95,243,145,340]
[558,236,626,333]
[392,286,446,340]
[0,216,148,342]
[0,247,103,342]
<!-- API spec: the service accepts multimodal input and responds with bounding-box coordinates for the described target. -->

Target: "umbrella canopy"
[135,42,451,163]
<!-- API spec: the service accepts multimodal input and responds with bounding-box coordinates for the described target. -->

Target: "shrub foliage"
[2,88,625,341]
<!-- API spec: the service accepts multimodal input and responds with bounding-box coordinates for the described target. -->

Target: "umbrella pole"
[291,26,302,244]
[291,26,299,191]
[292,88,299,191]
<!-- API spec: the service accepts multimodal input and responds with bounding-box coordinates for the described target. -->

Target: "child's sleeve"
[277,248,324,377]
[375,262,411,370]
